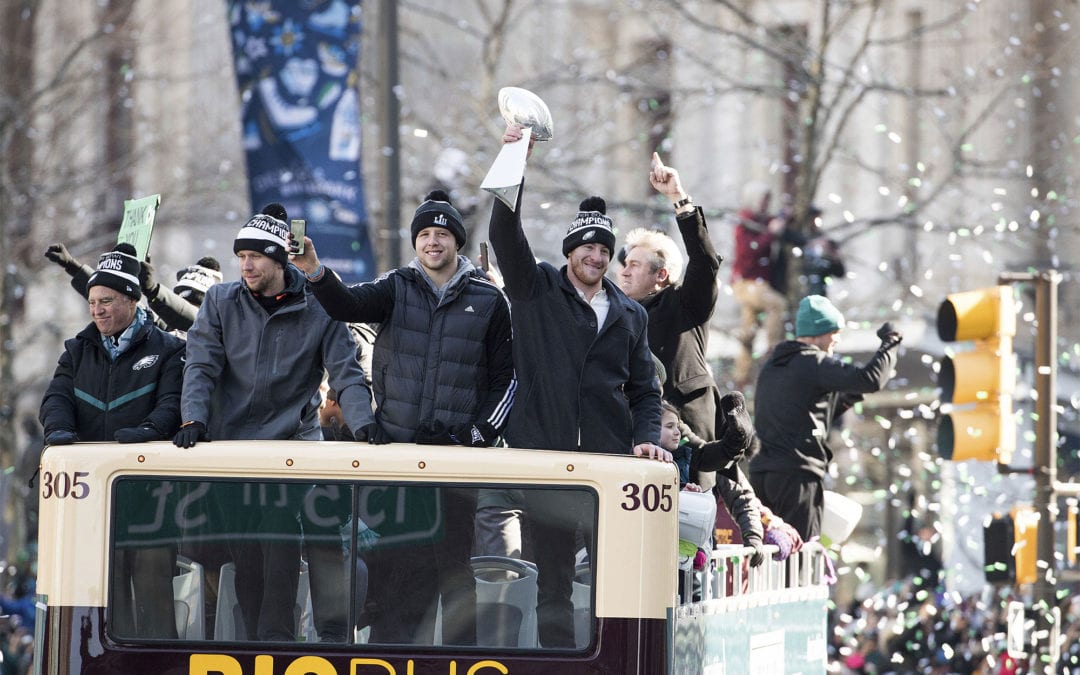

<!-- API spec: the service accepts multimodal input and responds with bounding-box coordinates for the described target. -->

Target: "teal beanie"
[795,295,844,337]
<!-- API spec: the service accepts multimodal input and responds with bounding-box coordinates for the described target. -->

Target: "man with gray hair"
[40,242,186,639]
[618,153,723,486]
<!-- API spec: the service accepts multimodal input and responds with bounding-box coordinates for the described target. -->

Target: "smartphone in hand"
[290,219,306,255]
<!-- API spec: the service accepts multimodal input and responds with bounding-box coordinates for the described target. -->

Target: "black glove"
[44,243,82,274]
[172,421,208,448]
[414,420,455,445]
[450,421,498,447]
[876,321,903,349]
[354,422,390,445]
[747,540,765,568]
[44,430,78,446]
[139,260,160,297]
[717,391,754,461]
[114,425,161,443]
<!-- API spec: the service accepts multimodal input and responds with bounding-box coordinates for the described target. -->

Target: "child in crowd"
[661,396,764,568]
[661,402,693,487]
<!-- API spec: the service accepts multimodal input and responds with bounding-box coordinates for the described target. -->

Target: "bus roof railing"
[678,542,830,606]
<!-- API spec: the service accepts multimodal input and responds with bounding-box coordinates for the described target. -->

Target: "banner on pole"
[228,0,374,282]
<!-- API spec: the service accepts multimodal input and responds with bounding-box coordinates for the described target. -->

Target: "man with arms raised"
[619,154,726,487]
[488,123,668,648]
[290,189,515,645]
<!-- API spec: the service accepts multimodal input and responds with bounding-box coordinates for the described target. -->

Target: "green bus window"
[108,478,597,651]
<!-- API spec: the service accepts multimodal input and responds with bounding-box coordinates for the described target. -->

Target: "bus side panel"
[40,606,668,675]
[671,595,829,674]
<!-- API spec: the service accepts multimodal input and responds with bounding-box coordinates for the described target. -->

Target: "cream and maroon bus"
[34,440,828,674]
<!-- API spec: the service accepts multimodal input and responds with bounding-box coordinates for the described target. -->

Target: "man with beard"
[487,123,668,648]
[174,205,374,642]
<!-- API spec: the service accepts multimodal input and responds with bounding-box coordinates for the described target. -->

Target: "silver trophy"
[481,87,554,210]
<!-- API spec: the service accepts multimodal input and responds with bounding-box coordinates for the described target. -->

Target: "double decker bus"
[34,440,828,674]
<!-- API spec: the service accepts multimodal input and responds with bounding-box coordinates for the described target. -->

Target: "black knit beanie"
[563,196,616,257]
[234,211,290,268]
[87,243,142,300]
[410,190,466,250]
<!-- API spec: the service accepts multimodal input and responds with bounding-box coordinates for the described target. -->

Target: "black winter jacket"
[750,339,898,479]
[488,186,661,453]
[310,258,515,442]
[714,467,764,547]
[39,320,185,441]
[637,207,721,438]
[146,284,197,333]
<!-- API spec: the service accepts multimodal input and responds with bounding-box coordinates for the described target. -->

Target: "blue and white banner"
[229,0,374,282]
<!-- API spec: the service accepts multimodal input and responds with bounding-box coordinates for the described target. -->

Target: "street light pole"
[379,0,401,270]
[1000,270,1061,671]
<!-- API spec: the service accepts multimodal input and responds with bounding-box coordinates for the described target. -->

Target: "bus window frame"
[105,473,601,653]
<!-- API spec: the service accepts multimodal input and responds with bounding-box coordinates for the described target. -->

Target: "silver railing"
[679,541,829,605]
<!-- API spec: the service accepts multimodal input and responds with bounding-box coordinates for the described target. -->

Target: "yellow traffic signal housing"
[1012,506,1039,585]
[936,286,1016,463]
[1068,501,1078,566]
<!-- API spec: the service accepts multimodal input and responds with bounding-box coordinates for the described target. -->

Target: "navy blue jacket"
[488,186,661,453]
[40,321,185,441]
[310,257,515,442]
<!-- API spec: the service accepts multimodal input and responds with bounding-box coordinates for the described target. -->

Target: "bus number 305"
[40,471,90,500]
[620,482,673,512]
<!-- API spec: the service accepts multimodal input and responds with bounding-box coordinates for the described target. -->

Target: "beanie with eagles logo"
[562,195,616,257]
[234,206,290,268]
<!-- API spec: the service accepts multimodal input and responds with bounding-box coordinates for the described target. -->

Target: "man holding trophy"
[484,89,669,648]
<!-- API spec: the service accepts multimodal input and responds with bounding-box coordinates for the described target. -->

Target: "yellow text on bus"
[190,654,512,675]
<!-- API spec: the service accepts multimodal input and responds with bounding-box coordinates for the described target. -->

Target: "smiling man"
[488,123,667,649]
[292,189,515,448]
[40,243,186,639]
[618,153,723,488]
[41,243,184,447]
[290,189,515,646]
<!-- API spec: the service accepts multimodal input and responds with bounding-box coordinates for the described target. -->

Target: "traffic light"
[1068,500,1079,566]
[983,507,1038,584]
[984,511,1014,583]
[936,286,1016,463]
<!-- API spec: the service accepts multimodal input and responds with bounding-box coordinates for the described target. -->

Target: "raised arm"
[140,261,197,332]
[291,236,396,324]
[486,124,541,300]
[44,243,94,298]
[816,324,902,394]
[675,211,720,318]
